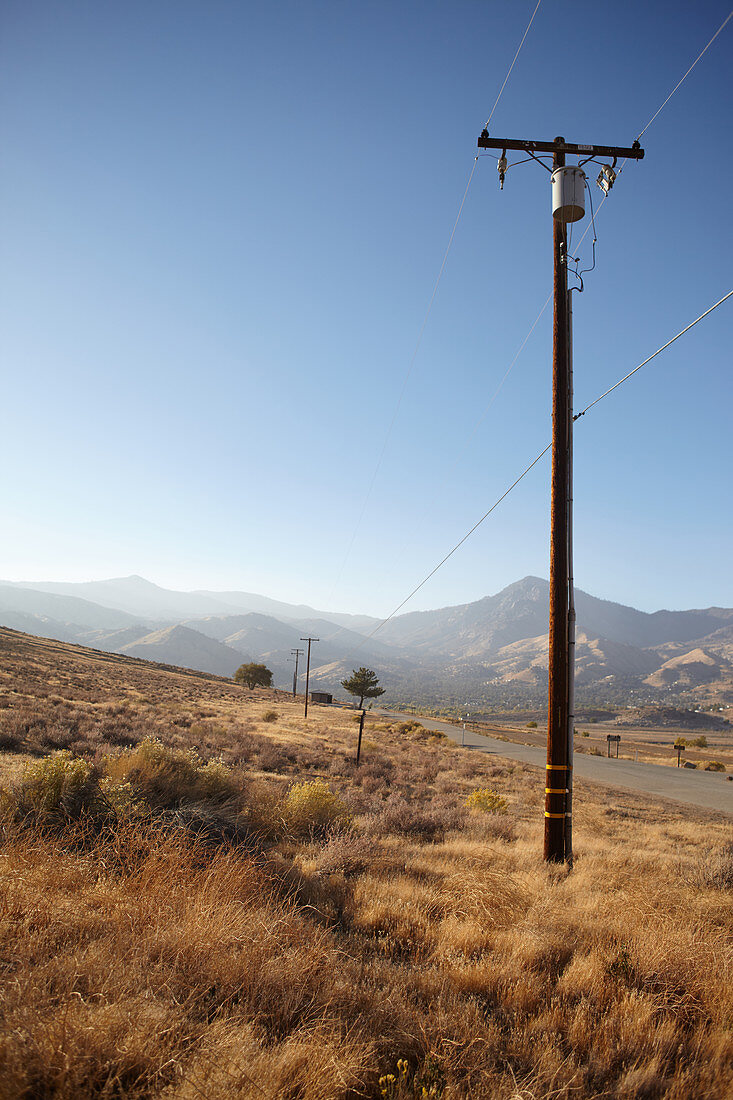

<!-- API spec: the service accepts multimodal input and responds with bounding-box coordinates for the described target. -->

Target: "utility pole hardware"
[290,648,304,697]
[477,131,644,863]
[300,637,319,718]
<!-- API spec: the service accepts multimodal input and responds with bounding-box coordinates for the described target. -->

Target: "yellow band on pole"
[544,812,565,819]
[545,788,567,794]
[546,764,570,770]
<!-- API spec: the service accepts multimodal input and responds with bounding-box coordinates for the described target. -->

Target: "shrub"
[704,760,725,772]
[365,796,458,842]
[315,831,380,876]
[465,787,508,815]
[281,780,351,837]
[581,730,589,738]
[99,775,143,816]
[261,710,279,723]
[0,751,126,827]
[526,721,538,729]
[256,744,294,773]
[105,738,239,809]
[690,736,708,748]
[10,751,94,817]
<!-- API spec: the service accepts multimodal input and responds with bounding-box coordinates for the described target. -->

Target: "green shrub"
[465,787,508,815]
[704,760,725,772]
[261,710,279,723]
[526,721,538,729]
[690,736,708,748]
[281,780,351,837]
[581,730,589,738]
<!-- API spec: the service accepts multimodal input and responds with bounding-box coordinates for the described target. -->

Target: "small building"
[309,691,333,705]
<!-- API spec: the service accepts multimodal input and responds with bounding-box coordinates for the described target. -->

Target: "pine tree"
[340,667,385,709]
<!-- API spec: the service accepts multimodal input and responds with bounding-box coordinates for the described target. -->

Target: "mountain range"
[1,574,732,709]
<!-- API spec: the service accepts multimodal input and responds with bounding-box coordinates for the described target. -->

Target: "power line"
[330,6,728,641]
[556,7,726,267]
[351,289,731,651]
[483,0,543,131]
[326,1,548,606]
[354,443,552,648]
[636,8,733,140]
[574,290,733,420]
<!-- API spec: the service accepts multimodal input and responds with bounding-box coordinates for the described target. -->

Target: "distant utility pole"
[300,636,319,718]
[290,648,304,697]
[476,131,644,863]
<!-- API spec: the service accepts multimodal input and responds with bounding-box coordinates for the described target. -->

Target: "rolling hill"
[1,574,732,707]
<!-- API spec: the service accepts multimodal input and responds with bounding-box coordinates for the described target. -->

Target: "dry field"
[0,628,732,1099]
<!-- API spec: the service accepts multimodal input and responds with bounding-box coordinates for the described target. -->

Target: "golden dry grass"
[0,627,732,1099]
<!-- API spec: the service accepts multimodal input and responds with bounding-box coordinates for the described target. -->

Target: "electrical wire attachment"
[498,152,508,189]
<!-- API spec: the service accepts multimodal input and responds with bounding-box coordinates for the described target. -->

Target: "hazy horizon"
[2,571,730,619]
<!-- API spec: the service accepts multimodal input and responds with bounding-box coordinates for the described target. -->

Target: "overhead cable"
[636,8,733,140]
[561,8,733,266]
[575,290,733,420]
[353,289,731,650]
[353,443,552,649]
[483,0,543,131]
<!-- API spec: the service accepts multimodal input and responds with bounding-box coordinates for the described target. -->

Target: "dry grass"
[0,627,732,1098]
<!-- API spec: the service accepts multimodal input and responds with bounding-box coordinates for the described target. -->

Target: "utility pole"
[355,709,366,766]
[546,135,571,865]
[476,131,644,862]
[300,636,319,718]
[290,648,304,697]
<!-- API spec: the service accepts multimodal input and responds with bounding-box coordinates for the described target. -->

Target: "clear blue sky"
[1,1,731,616]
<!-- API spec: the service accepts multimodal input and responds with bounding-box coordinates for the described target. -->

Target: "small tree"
[340,667,385,709]
[234,663,273,690]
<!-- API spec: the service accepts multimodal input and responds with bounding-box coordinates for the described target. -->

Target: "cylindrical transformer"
[551,166,586,223]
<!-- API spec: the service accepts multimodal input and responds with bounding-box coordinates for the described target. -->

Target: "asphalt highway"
[383,712,733,817]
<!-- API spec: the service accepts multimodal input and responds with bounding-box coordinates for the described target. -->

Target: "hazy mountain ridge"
[1,575,731,706]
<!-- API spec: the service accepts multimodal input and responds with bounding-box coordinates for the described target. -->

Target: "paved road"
[383,712,733,817]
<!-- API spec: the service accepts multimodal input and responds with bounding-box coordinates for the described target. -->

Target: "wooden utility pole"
[355,709,366,766]
[476,130,644,862]
[545,137,571,862]
[300,636,319,717]
[290,648,304,697]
